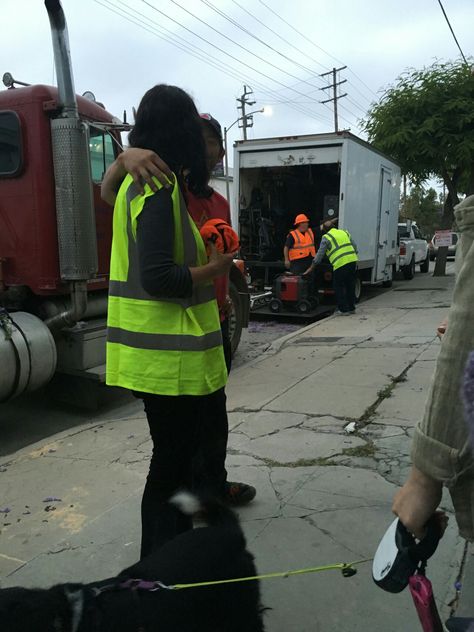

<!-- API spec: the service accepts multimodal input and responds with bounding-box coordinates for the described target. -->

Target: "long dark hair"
[128,84,209,196]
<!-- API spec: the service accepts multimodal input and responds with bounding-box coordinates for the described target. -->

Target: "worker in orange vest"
[284,213,316,275]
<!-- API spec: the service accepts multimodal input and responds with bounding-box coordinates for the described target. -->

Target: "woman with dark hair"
[106,84,235,557]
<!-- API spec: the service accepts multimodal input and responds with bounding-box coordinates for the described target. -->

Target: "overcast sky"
[2,0,472,164]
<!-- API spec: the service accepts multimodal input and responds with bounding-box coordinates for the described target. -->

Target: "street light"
[224,108,265,202]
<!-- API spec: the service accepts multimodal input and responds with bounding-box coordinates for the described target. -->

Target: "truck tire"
[402,257,415,280]
[228,281,243,356]
[420,253,430,273]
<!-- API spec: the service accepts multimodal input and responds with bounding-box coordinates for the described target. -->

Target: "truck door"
[374,167,392,281]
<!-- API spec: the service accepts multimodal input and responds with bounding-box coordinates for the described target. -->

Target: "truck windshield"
[397,225,410,239]
[0,111,22,176]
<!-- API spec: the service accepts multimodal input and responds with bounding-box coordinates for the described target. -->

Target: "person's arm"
[392,466,444,539]
[351,238,358,254]
[314,236,329,265]
[394,197,474,539]
[284,234,295,268]
[101,148,173,206]
[303,237,329,275]
[137,189,234,298]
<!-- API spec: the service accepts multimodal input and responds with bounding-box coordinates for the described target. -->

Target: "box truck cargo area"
[232,132,401,296]
[238,162,340,262]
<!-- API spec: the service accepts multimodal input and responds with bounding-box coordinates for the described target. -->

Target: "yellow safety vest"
[106,174,227,396]
[325,228,358,271]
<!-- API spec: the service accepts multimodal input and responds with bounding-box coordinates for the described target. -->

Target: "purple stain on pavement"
[462,351,474,453]
[0,507,11,514]
[42,497,62,503]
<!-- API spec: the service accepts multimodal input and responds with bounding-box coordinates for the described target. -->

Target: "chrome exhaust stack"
[45,0,97,329]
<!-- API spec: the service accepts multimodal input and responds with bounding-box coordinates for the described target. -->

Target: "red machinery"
[270,273,318,314]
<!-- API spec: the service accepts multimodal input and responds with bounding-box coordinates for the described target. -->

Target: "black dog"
[0,493,265,631]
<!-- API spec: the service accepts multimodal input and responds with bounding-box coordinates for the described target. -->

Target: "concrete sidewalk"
[0,268,469,631]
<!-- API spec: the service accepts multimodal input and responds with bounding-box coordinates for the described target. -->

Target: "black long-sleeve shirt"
[136,188,193,298]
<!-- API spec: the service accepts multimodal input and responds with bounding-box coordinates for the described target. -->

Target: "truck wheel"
[354,276,362,303]
[296,299,311,314]
[403,257,415,280]
[270,298,282,313]
[228,281,243,356]
[420,253,430,273]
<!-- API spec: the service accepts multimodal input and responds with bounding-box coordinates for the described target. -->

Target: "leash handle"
[397,516,441,565]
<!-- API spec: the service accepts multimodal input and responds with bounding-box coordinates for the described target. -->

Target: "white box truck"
[232,131,401,301]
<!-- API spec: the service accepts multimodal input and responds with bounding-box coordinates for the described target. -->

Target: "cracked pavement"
[1,266,467,631]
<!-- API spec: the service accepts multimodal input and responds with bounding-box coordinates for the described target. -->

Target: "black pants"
[289,256,313,276]
[139,388,228,558]
[333,262,357,313]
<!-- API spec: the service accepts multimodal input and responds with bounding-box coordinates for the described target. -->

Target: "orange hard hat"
[294,213,310,225]
[200,218,240,256]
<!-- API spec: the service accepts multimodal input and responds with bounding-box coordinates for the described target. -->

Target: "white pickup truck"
[398,221,430,279]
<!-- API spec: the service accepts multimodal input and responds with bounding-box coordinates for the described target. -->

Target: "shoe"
[224,481,256,506]
[334,310,345,316]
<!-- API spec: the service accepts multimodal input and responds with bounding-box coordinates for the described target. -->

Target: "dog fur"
[0,494,265,631]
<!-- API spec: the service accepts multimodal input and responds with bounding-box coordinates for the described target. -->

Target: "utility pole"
[320,66,347,133]
[236,85,255,140]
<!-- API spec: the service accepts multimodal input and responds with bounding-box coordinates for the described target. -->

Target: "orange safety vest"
[288,228,316,261]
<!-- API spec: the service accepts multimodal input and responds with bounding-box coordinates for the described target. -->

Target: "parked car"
[398,221,430,279]
[429,232,459,260]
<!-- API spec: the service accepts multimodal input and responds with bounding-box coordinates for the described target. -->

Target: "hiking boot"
[224,481,256,506]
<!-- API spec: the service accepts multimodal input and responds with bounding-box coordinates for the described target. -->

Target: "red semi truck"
[0,0,249,403]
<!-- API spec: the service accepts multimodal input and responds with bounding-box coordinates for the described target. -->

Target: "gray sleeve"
[411,223,474,487]
[313,237,329,265]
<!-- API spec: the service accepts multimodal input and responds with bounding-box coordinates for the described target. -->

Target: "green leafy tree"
[363,60,474,226]
[400,186,443,238]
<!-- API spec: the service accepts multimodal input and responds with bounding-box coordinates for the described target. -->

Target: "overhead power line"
[436,0,468,64]
[257,0,379,101]
[167,0,330,94]
[162,0,354,126]
[143,0,352,126]
[93,0,334,126]
[203,0,329,82]
[230,0,373,106]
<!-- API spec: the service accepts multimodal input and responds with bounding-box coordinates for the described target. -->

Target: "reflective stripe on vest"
[325,228,358,271]
[106,174,227,396]
[288,228,316,261]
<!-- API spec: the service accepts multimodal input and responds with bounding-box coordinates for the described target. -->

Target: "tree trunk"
[466,164,474,196]
[434,168,460,276]
[433,245,449,277]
